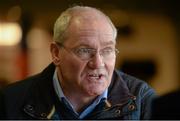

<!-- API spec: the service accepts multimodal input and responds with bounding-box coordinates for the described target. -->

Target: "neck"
[63,86,97,113]
[57,68,97,112]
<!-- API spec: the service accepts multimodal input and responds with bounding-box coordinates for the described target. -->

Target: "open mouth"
[88,73,104,80]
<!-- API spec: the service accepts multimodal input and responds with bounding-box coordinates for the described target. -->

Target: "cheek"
[106,63,115,84]
[106,59,116,74]
[60,56,86,78]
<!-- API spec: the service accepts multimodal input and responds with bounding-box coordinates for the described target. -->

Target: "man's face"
[55,14,116,97]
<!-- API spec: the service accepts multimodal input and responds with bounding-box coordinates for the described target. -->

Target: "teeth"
[93,74,98,77]
[88,74,104,80]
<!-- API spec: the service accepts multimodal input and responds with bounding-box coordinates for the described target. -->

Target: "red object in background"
[15,50,28,80]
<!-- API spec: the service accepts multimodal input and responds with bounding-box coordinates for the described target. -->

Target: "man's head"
[51,6,118,97]
[53,6,117,44]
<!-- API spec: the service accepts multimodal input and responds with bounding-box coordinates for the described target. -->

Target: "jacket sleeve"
[139,82,156,119]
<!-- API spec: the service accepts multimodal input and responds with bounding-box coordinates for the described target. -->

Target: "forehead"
[72,12,113,33]
[77,28,115,45]
[65,13,115,46]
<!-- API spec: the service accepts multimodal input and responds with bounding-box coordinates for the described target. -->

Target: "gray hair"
[53,6,117,44]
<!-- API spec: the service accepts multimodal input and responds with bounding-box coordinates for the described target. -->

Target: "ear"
[50,42,61,66]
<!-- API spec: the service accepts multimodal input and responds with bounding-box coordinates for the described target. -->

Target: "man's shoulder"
[116,70,149,88]
[1,73,40,97]
[1,63,55,96]
[114,69,155,97]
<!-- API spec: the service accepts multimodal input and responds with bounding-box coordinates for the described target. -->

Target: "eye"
[102,47,114,53]
[76,48,93,54]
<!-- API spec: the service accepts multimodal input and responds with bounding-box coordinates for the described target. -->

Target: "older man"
[0,6,155,120]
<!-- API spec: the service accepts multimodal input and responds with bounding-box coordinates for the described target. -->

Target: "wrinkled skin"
[51,9,116,111]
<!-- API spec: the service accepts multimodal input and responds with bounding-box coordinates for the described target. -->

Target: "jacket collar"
[22,63,136,119]
[108,69,136,105]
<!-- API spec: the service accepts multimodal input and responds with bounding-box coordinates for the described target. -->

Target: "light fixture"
[0,22,22,46]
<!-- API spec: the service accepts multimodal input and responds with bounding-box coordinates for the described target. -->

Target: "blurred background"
[0,0,179,96]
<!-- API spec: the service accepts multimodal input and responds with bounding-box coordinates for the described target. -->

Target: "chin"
[86,87,106,96]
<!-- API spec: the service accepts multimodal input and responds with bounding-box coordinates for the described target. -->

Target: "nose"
[88,52,105,69]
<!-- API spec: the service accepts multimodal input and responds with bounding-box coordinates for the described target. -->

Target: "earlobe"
[53,57,60,65]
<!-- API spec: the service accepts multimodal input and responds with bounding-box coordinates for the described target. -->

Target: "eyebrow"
[75,41,115,49]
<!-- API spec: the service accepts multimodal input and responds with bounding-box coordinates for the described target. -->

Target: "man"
[0,6,155,119]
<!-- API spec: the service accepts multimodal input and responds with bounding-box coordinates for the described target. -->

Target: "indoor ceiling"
[1,0,180,26]
[0,0,179,14]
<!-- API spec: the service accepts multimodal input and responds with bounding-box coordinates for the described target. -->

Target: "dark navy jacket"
[0,63,155,119]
